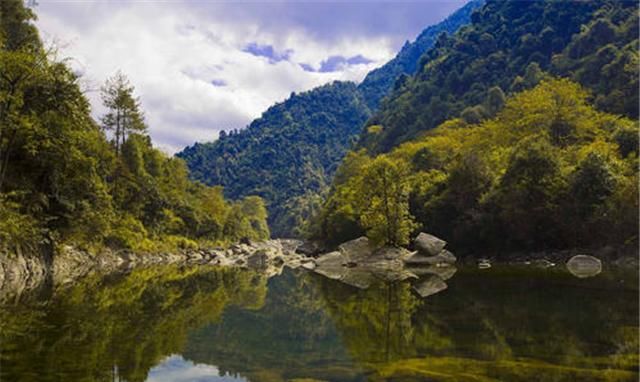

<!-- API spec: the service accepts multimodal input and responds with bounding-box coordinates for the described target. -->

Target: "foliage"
[0,0,268,253]
[361,0,638,153]
[359,156,416,246]
[100,71,146,155]
[357,0,484,110]
[320,79,639,252]
[179,81,371,237]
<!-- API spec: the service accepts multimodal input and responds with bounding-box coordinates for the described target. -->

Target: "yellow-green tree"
[359,156,415,246]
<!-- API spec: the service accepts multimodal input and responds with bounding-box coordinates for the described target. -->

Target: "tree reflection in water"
[0,265,637,382]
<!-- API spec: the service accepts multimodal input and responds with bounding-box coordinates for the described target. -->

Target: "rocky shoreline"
[0,233,636,302]
[0,239,307,301]
[0,233,458,301]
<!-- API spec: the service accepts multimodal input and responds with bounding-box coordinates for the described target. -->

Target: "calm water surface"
[0,263,637,381]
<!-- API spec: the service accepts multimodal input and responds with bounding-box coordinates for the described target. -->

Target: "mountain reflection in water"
[0,264,637,382]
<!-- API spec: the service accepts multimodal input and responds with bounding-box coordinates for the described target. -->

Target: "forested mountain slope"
[360,0,638,153]
[357,0,483,110]
[318,0,639,252]
[179,1,482,237]
[179,82,370,237]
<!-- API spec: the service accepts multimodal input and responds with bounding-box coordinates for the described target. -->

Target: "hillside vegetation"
[317,0,639,252]
[178,82,371,237]
[318,79,638,251]
[361,0,638,153]
[0,0,268,254]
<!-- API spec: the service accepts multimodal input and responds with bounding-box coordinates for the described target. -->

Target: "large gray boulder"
[566,255,602,278]
[338,237,374,258]
[414,233,447,256]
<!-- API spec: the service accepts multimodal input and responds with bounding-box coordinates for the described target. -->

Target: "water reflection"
[147,355,245,382]
[0,264,637,382]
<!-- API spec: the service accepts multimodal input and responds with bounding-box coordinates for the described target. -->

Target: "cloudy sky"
[34,0,467,153]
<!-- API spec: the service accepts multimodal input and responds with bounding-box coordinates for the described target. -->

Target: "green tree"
[485,86,506,116]
[100,71,146,155]
[359,156,415,246]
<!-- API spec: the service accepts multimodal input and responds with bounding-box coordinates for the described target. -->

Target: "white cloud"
[33,1,464,153]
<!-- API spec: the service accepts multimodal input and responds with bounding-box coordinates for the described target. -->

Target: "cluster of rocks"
[309,232,457,298]
[0,230,620,302]
[0,239,310,302]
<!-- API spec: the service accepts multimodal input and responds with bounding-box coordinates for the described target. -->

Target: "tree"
[359,156,415,246]
[100,71,146,155]
[570,152,615,215]
[485,86,506,116]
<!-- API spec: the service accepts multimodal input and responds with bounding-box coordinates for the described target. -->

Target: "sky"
[33,0,467,153]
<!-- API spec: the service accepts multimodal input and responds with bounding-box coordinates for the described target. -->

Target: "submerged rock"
[566,255,602,278]
[414,233,447,256]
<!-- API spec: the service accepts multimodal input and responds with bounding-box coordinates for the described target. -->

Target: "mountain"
[359,0,638,153]
[178,82,371,237]
[318,0,639,252]
[178,1,483,237]
[358,0,483,110]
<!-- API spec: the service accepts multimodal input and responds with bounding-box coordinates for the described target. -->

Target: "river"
[0,262,637,381]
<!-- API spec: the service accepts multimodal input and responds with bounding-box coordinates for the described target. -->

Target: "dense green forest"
[358,0,483,110]
[179,82,371,238]
[0,0,268,254]
[361,0,638,153]
[178,1,482,238]
[319,79,638,251]
[317,0,639,251]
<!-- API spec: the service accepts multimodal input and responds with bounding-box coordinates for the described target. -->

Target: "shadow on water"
[0,264,637,382]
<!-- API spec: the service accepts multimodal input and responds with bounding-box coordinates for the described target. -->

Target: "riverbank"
[0,239,309,301]
[1,235,637,302]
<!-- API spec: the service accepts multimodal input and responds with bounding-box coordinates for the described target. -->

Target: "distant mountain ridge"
[358,0,483,110]
[178,0,484,237]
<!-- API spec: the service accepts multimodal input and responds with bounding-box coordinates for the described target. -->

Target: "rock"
[338,237,373,258]
[566,255,602,278]
[374,246,414,261]
[413,274,448,298]
[530,259,556,269]
[295,241,324,257]
[272,256,285,267]
[246,250,270,269]
[478,259,491,269]
[413,233,447,256]
[436,250,456,264]
[407,264,457,280]
[300,260,316,271]
[314,252,347,280]
[405,249,456,266]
